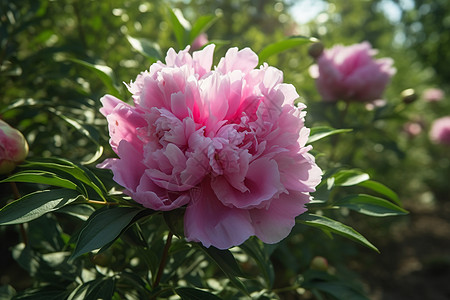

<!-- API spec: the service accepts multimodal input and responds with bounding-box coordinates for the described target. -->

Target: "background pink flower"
[191,33,208,51]
[423,88,445,102]
[309,41,396,102]
[99,45,322,249]
[430,116,450,145]
[0,119,29,174]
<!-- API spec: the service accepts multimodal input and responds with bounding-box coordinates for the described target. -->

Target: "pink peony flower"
[98,45,322,249]
[309,41,396,102]
[0,119,29,174]
[430,116,450,145]
[191,33,208,51]
[423,88,445,102]
[403,121,422,138]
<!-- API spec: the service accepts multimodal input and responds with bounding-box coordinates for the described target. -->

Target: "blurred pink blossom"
[309,42,396,102]
[423,88,445,102]
[403,121,423,138]
[98,45,322,249]
[430,116,450,145]
[0,119,29,174]
[191,33,208,51]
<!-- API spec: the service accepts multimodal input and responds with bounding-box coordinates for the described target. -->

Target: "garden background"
[1,0,449,299]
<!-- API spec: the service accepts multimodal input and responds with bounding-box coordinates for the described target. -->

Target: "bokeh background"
[1,0,449,299]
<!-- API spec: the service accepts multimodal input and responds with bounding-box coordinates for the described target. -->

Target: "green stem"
[87,199,118,205]
[152,231,173,289]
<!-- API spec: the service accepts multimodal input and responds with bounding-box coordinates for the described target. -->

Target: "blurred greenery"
[1,0,449,299]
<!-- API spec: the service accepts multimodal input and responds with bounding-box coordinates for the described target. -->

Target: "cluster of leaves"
[0,146,407,300]
[0,1,434,299]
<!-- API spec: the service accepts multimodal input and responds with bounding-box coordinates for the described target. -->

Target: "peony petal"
[212,157,284,209]
[193,44,215,78]
[133,173,190,210]
[250,191,310,244]
[109,140,146,193]
[184,179,254,249]
[217,47,259,74]
[105,102,147,153]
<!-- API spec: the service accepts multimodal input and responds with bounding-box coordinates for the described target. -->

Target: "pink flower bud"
[309,42,396,103]
[423,88,445,102]
[308,42,324,60]
[401,88,417,104]
[430,116,450,145]
[403,121,423,138]
[0,119,29,174]
[310,256,328,271]
[191,33,208,51]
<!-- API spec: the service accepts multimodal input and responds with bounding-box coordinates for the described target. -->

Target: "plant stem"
[87,199,118,205]
[9,181,28,246]
[152,231,173,289]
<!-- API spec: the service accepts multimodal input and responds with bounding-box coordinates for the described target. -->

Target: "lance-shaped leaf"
[45,107,104,165]
[196,245,248,294]
[332,169,370,187]
[240,238,275,288]
[258,36,318,64]
[307,126,352,144]
[70,206,143,260]
[188,14,220,44]
[126,35,162,61]
[298,213,379,252]
[175,287,222,300]
[0,189,83,225]
[334,194,408,217]
[68,277,115,300]
[20,158,107,201]
[168,8,191,49]
[1,171,79,191]
[68,58,122,98]
[358,180,400,205]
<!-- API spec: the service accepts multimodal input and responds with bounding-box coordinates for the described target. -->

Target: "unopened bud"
[310,256,328,271]
[401,88,417,104]
[0,119,29,174]
[308,42,324,60]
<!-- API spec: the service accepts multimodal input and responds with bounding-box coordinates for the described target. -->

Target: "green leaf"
[312,282,369,300]
[189,14,219,44]
[196,246,248,294]
[175,287,222,300]
[68,277,115,300]
[1,171,79,190]
[332,170,370,187]
[168,8,190,49]
[0,98,43,115]
[68,58,122,98]
[307,126,352,144]
[45,107,104,165]
[302,270,370,300]
[70,206,143,259]
[358,180,401,205]
[0,285,16,300]
[126,36,162,61]
[0,189,83,225]
[240,238,274,288]
[334,194,408,217]
[21,158,106,201]
[55,204,95,221]
[13,288,68,300]
[258,36,318,64]
[298,213,379,252]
